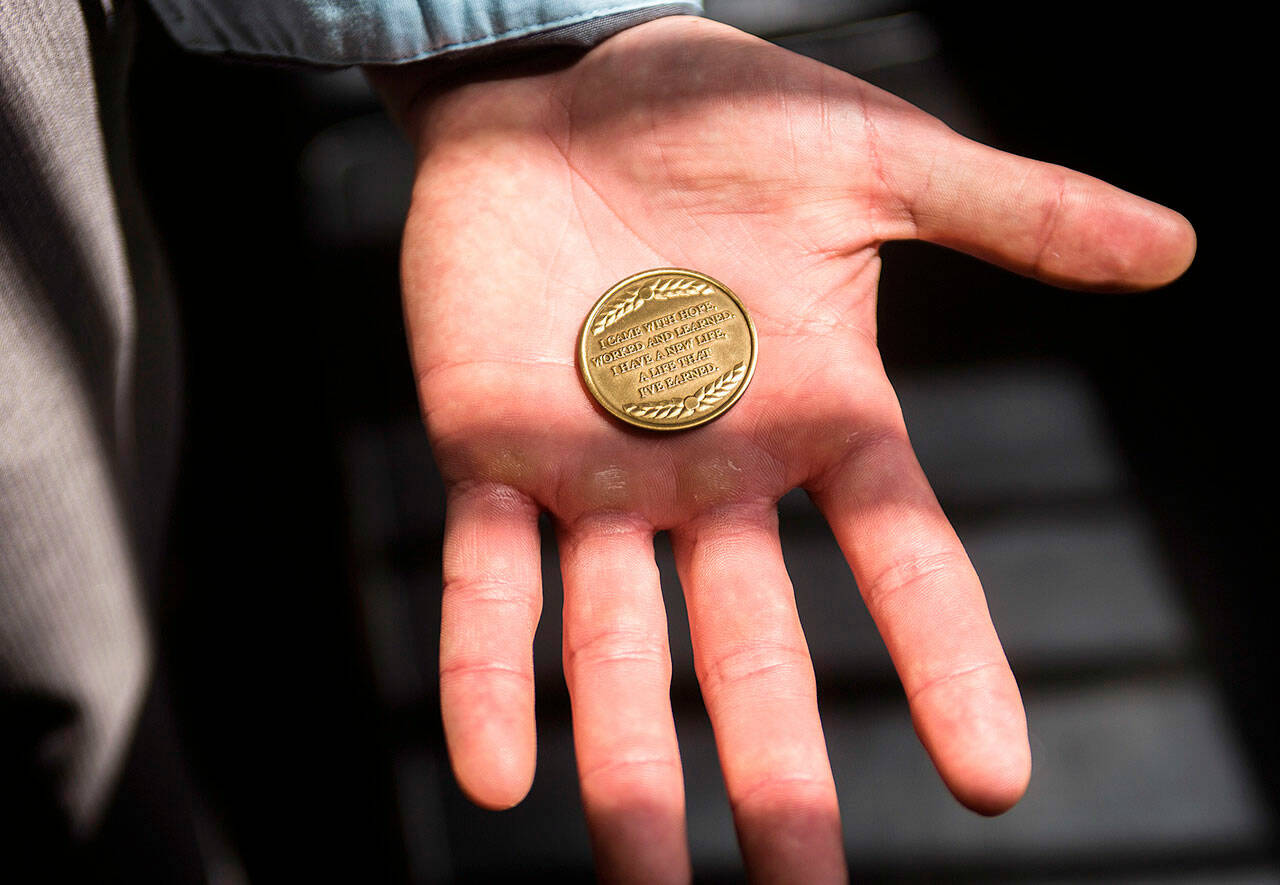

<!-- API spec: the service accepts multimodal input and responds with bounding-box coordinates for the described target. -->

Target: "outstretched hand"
[371,15,1194,882]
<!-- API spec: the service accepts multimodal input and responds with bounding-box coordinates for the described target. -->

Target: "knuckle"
[861,547,968,612]
[812,424,909,496]
[449,479,540,517]
[442,573,531,605]
[564,627,670,674]
[441,575,541,634]
[697,641,814,700]
[690,511,777,551]
[907,660,1004,705]
[439,655,533,686]
[731,771,834,813]
[578,754,682,794]
[1030,170,1071,275]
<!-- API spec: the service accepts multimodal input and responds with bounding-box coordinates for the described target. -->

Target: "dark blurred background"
[94,1,1270,881]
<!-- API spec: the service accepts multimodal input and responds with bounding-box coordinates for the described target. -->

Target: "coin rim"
[577,268,758,432]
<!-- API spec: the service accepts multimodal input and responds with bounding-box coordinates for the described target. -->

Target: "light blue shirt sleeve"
[146,0,702,66]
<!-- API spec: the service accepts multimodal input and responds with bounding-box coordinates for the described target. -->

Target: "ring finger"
[559,514,689,883]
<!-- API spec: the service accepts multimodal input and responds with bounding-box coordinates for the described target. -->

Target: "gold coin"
[578,268,757,431]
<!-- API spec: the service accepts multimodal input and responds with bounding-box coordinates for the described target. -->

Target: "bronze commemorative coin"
[577,269,757,431]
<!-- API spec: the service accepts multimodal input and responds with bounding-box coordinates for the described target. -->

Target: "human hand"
[371,15,1194,882]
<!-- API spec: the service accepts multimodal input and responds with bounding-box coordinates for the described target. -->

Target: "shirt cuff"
[146,0,703,66]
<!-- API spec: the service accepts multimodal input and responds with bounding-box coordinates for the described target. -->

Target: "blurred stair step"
[776,363,1130,521]
[685,673,1273,876]
[895,363,1128,507]
[429,673,1271,879]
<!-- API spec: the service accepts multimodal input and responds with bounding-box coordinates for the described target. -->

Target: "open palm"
[384,15,1194,882]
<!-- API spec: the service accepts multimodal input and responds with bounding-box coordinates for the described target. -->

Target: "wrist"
[363,47,576,138]
[365,14,707,147]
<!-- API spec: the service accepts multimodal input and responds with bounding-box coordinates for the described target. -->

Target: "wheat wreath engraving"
[623,362,747,420]
[591,276,716,334]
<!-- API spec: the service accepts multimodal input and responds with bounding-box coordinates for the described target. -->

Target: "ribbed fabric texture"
[1,0,151,836]
[1,0,697,847]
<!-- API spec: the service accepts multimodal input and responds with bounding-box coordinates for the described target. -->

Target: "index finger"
[810,421,1030,814]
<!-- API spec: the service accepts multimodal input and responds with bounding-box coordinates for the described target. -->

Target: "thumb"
[888,126,1196,292]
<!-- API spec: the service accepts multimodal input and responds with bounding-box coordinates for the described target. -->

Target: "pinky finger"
[439,481,543,809]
